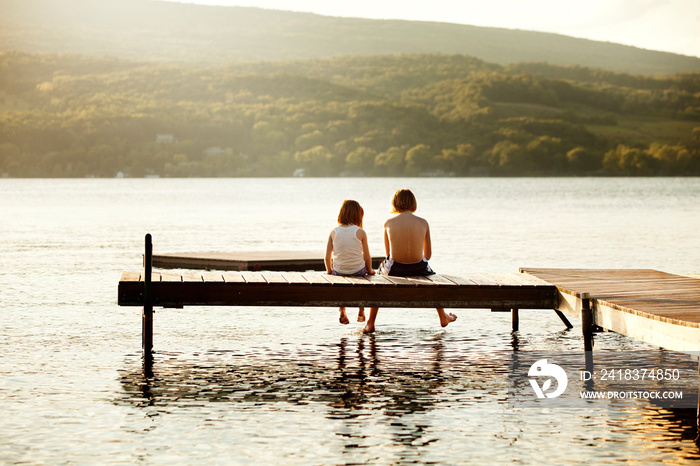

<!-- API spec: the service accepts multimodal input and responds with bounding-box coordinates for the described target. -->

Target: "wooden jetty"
[151,251,384,271]
[120,235,560,359]
[119,268,559,359]
[521,268,700,353]
[119,236,700,360]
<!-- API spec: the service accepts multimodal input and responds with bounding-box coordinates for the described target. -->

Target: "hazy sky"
[163,0,700,58]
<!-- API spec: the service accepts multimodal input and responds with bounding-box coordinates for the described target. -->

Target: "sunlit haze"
[163,0,700,57]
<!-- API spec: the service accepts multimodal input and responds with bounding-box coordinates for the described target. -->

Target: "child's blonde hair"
[338,200,364,228]
[391,189,417,213]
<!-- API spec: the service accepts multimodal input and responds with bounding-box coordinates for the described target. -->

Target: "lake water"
[1,177,700,464]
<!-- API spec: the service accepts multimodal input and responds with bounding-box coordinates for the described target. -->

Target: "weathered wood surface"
[521,268,700,352]
[118,271,558,310]
[151,251,384,272]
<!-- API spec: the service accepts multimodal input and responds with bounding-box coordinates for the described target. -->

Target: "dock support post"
[490,308,519,332]
[696,358,700,447]
[581,292,593,351]
[143,234,154,368]
[581,292,594,371]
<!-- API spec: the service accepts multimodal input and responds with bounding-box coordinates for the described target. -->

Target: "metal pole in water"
[581,291,594,372]
[581,292,593,351]
[696,358,700,446]
[143,234,154,365]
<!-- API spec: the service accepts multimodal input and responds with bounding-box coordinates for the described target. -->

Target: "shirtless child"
[363,189,457,333]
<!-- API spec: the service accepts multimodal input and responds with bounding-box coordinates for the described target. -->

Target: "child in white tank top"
[324,200,375,325]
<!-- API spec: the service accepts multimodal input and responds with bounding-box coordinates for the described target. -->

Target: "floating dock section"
[521,268,700,353]
[151,251,383,272]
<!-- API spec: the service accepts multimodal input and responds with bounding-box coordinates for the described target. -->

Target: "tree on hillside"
[435,143,482,175]
[344,146,376,175]
[603,145,656,175]
[373,147,406,176]
[566,146,603,174]
[404,144,433,175]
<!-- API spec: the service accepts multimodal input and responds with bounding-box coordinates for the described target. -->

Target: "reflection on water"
[117,334,515,463]
[116,334,700,463]
[119,335,484,441]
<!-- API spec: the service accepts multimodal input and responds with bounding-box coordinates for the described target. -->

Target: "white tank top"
[331,225,365,274]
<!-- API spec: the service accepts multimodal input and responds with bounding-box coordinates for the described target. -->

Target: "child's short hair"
[338,200,364,227]
[391,189,417,213]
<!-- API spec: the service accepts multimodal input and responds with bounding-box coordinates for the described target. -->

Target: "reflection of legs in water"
[437,308,457,327]
[362,307,379,333]
[357,307,366,322]
[337,337,347,370]
[356,337,365,373]
[367,333,380,376]
[339,307,349,325]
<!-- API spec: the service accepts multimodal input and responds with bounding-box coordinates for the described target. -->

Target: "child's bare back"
[384,212,431,263]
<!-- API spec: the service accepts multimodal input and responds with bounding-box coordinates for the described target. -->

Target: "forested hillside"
[1,52,699,177]
[2,0,699,75]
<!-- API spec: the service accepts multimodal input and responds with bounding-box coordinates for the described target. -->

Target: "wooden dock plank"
[382,275,420,287]
[403,276,438,286]
[425,274,459,286]
[182,272,204,283]
[261,272,290,285]
[301,272,332,285]
[120,271,141,282]
[280,272,311,285]
[439,274,479,286]
[323,274,354,286]
[508,274,552,286]
[342,275,373,285]
[240,272,267,284]
[161,272,183,283]
[482,273,523,286]
[222,273,246,284]
[201,272,224,283]
[366,274,396,286]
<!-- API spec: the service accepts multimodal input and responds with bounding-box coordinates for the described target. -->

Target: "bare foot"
[339,310,349,325]
[440,312,457,328]
[357,312,366,323]
[363,307,379,333]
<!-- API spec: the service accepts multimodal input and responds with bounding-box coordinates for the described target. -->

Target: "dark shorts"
[378,258,435,277]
